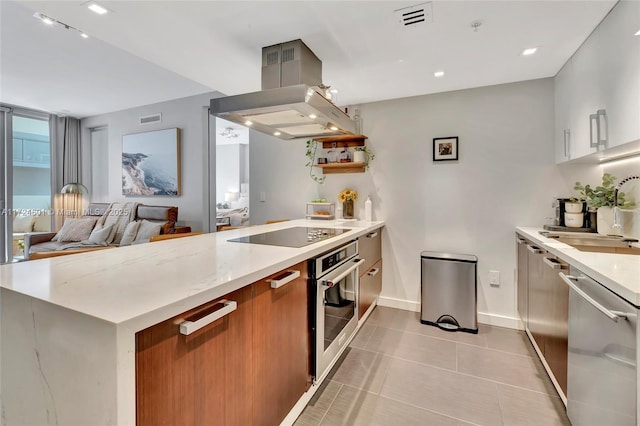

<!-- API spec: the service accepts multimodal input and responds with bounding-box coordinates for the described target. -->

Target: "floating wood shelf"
[314,162,366,174]
[313,134,368,149]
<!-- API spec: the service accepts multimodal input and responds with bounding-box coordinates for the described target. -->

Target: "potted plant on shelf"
[305,140,325,184]
[573,173,635,233]
[353,146,375,169]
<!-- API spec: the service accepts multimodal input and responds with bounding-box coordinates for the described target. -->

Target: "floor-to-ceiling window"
[0,107,51,263]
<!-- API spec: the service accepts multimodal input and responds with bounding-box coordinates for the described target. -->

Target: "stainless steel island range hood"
[210,40,355,140]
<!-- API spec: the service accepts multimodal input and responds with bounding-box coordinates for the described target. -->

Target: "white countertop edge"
[516,227,640,307]
[1,219,384,332]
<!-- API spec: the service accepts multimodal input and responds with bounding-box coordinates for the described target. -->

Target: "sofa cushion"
[120,221,141,246]
[82,223,114,246]
[33,214,52,232]
[54,218,98,242]
[13,215,35,233]
[133,220,162,244]
[29,240,69,253]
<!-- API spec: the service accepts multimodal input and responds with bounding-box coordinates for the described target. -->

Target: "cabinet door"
[597,0,640,148]
[555,59,573,163]
[541,256,569,396]
[526,245,546,353]
[253,261,310,426]
[569,27,601,160]
[136,286,253,426]
[359,228,382,275]
[516,236,529,325]
[359,259,382,318]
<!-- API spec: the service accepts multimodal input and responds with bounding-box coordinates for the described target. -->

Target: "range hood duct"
[210,39,355,140]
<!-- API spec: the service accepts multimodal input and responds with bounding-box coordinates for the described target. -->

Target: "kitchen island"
[0,219,384,426]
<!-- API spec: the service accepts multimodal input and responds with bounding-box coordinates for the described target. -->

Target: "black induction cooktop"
[228,227,350,248]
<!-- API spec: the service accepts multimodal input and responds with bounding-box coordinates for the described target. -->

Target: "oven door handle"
[322,258,365,288]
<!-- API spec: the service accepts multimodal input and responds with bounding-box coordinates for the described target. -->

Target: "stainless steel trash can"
[420,251,478,334]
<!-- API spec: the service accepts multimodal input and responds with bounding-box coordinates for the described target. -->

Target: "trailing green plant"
[305,140,325,184]
[354,145,375,169]
[573,173,635,208]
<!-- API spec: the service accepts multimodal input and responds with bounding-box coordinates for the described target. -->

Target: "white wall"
[81,92,222,231]
[251,78,597,325]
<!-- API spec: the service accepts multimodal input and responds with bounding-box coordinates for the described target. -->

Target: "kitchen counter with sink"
[517,227,640,306]
[0,219,384,426]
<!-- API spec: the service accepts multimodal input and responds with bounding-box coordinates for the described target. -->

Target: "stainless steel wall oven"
[308,240,363,382]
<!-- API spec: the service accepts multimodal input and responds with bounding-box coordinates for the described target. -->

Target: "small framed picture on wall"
[433,137,458,161]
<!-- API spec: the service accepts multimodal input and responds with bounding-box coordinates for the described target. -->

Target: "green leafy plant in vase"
[353,146,375,169]
[573,173,636,234]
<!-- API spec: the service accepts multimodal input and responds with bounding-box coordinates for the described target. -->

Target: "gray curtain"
[50,116,83,228]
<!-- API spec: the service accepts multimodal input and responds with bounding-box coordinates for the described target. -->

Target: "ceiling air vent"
[282,47,295,63]
[394,2,432,28]
[139,113,162,125]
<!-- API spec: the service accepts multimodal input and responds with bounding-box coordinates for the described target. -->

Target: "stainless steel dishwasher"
[559,266,638,426]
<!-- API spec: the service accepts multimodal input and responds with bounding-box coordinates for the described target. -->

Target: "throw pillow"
[54,218,98,242]
[133,220,162,244]
[82,223,114,246]
[13,215,36,233]
[120,221,141,246]
[33,213,52,232]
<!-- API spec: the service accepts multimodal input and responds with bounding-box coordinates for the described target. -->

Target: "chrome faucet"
[612,175,640,234]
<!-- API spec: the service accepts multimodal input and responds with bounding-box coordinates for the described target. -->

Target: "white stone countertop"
[0,219,384,331]
[516,227,640,306]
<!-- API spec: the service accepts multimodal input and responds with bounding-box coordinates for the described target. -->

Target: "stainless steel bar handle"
[268,270,301,289]
[367,268,380,277]
[179,300,238,335]
[543,257,568,270]
[559,273,627,323]
[366,231,378,238]
[589,113,599,148]
[563,129,571,158]
[322,258,365,288]
[527,245,543,254]
[516,238,527,244]
[597,109,608,148]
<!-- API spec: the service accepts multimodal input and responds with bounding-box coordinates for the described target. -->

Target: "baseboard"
[377,297,522,330]
[477,312,522,330]
[377,296,420,312]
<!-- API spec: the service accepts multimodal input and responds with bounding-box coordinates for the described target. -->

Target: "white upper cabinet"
[554,0,640,163]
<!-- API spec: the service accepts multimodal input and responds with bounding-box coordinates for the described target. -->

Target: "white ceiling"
[1,0,616,118]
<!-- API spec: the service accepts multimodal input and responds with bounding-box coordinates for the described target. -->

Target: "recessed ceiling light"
[273,131,281,136]
[434,71,445,77]
[41,16,53,25]
[635,29,640,36]
[309,114,317,119]
[244,120,253,126]
[88,3,108,15]
[521,47,538,56]
[330,89,338,94]
[80,32,89,38]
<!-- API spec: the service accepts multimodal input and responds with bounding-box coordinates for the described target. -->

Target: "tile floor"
[294,306,570,426]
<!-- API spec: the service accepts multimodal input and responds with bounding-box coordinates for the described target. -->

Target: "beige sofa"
[23,202,182,260]
[12,210,51,256]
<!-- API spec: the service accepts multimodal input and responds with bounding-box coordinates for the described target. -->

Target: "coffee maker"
[554,198,592,229]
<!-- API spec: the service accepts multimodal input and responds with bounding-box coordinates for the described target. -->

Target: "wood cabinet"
[358,228,383,318]
[517,233,569,397]
[136,261,310,426]
[554,1,640,163]
[516,236,529,326]
[136,285,254,426]
[252,263,310,426]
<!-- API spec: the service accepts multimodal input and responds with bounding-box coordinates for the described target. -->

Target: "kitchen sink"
[539,231,640,255]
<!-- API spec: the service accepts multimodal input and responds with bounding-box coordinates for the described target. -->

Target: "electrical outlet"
[489,270,500,287]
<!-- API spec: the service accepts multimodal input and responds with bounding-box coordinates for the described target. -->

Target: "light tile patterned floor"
[294,306,570,426]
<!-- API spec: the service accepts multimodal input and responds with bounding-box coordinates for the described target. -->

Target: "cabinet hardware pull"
[516,238,526,244]
[597,109,608,148]
[527,245,543,254]
[589,113,599,148]
[322,258,365,288]
[267,270,301,289]
[558,273,626,323]
[563,129,571,158]
[367,268,380,277]
[179,300,237,335]
[543,257,567,270]
[366,231,378,238]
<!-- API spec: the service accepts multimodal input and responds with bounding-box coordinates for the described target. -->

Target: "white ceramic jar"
[564,212,584,228]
